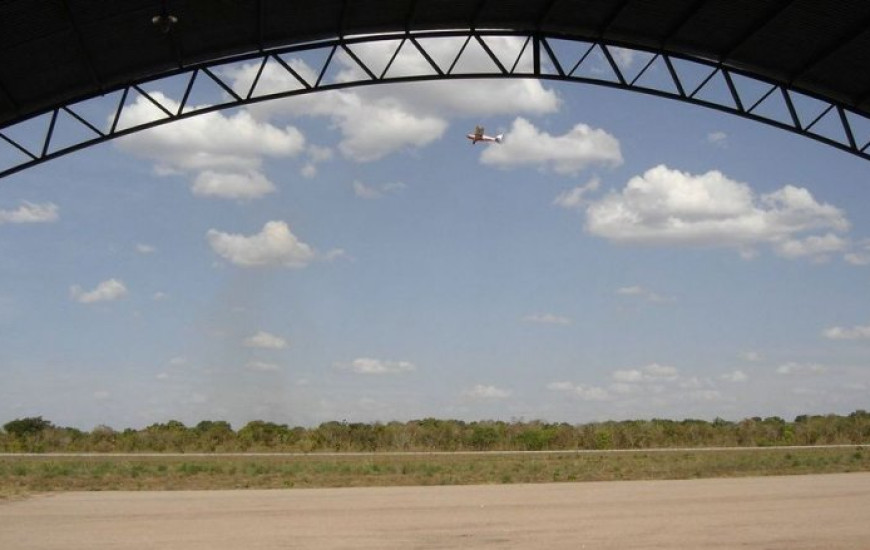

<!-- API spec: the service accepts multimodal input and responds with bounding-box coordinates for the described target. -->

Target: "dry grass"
[1,446,867,497]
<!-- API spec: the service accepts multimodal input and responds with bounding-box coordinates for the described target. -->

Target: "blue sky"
[1,39,869,430]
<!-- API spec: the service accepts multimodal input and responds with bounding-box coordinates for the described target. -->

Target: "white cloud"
[645,363,679,378]
[774,233,847,260]
[243,331,288,349]
[553,178,601,210]
[0,202,58,224]
[616,285,667,303]
[206,221,317,268]
[776,362,828,375]
[707,131,728,147]
[70,278,128,304]
[612,369,644,383]
[823,325,870,340]
[341,358,417,375]
[115,92,305,199]
[586,165,849,260]
[688,390,723,402]
[616,286,644,296]
[300,145,334,178]
[352,180,406,199]
[463,384,512,399]
[740,351,762,362]
[191,170,276,199]
[223,40,559,161]
[844,238,870,266]
[523,313,571,325]
[225,65,446,161]
[329,37,560,115]
[609,47,637,69]
[480,117,622,174]
[136,243,156,254]
[720,370,748,383]
[300,163,318,179]
[332,97,448,161]
[546,381,611,401]
[613,363,679,383]
[245,361,280,372]
[307,145,333,163]
[352,181,380,199]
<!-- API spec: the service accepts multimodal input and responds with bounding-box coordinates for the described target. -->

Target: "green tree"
[3,416,53,438]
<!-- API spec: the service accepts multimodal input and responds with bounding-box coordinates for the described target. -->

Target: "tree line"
[1,411,868,453]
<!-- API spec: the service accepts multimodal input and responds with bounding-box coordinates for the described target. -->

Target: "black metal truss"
[2,29,870,179]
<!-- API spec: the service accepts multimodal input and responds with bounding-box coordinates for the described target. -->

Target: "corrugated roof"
[1,0,869,128]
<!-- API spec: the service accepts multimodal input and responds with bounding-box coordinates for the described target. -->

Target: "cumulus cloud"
[774,233,847,260]
[243,331,288,349]
[553,178,601,210]
[115,92,305,199]
[463,384,512,399]
[613,363,679,383]
[616,285,667,303]
[191,170,276,199]
[844,239,870,265]
[340,358,417,375]
[245,361,280,372]
[776,362,828,375]
[207,221,320,268]
[585,165,849,260]
[224,78,445,163]
[480,117,622,174]
[823,325,870,340]
[70,278,128,304]
[222,38,560,161]
[0,202,58,224]
[740,351,762,362]
[707,131,728,148]
[552,364,732,412]
[300,145,334,178]
[352,180,406,199]
[720,370,748,382]
[546,381,611,401]
[523,313,571,325]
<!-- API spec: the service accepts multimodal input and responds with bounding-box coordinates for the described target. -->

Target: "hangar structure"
[2,0,870,178]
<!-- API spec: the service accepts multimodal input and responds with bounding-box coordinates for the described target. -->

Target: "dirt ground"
[1,473,869,549]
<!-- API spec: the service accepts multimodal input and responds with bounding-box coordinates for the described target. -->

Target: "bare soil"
[1,472,868,549]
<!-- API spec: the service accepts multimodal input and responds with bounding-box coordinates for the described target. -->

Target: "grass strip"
[1,446,867,498]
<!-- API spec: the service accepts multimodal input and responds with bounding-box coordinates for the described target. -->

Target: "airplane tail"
[495,134,504,143]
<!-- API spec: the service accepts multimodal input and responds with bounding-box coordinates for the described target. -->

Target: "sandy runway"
[2,473,869,549]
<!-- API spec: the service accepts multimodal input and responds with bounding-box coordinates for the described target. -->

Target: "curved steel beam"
[1,30,869,180]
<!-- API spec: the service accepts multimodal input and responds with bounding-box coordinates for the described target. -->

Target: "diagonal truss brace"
[2,29,870,180]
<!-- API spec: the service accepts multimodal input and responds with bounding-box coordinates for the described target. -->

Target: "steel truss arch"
[2,29,870,180]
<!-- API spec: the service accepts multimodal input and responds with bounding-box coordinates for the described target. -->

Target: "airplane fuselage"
[466,133,502,144]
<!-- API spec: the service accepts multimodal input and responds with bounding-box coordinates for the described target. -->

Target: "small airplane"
[466,125,503,144]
